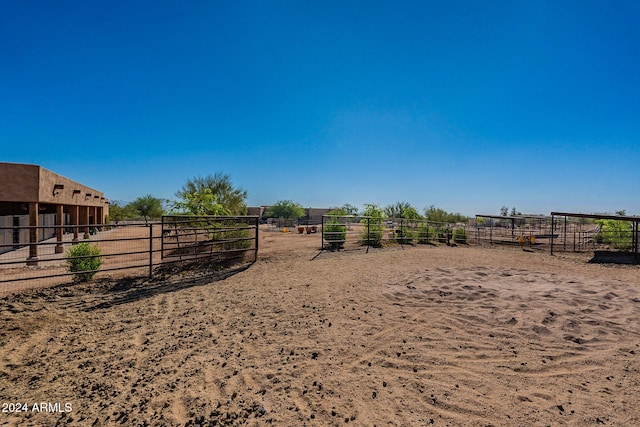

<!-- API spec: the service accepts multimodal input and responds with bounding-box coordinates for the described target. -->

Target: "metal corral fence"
[161,215,258,264]
[474,214,556,248]
[550,212,639,263]
[475,213,640,260]
[0,216,258,293]
[321,215,471,250]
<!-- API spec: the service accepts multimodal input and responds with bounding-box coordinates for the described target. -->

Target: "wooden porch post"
[55,204,64,253]
[27,202,39,265]
[70,205,79,243]
[82,206,90,239]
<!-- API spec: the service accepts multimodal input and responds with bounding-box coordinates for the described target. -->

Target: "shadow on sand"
[83,261,252,311]
[589,250,639,265]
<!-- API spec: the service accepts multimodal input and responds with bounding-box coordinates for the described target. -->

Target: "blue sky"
[2,1,639,216]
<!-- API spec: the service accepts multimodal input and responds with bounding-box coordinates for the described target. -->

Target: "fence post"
[550,215,555,255]
[631,221,638,264]
[161,216,165,260]
[254,216,259,262]
[149,223,153,279]
[476,219,479,245]
[367,217,370,250]
[489,219,493,245]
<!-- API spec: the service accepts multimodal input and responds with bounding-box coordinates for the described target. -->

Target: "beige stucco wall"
[0,163,40,202]
[0,162,109,221]
[247,206,265,217]
[0,162,107,206]
[307,208,332,218]
[37,166,106,207]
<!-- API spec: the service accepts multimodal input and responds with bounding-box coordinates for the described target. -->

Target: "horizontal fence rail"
[161,215,258,265]
[550,213,639,263]
[321,215,470,251]
[0,222,159,291]
[0,216,259,294]
[475,214,640,260]
[474,215,556,248]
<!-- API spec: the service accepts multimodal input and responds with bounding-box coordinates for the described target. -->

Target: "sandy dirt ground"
[1,228,639,426]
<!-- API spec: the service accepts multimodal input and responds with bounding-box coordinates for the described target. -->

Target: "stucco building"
[0,162,109,263]
[248,206,332,224]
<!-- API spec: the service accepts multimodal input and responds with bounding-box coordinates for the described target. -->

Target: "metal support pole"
[366,217,370,253]
[511,218,515,241]
[161,216,165,259]
[321,215,325,250]
[254,216,259,263]
[149,223,153,279]
[632,221,638,264]
[489,219,493,245]
[425,221,429,243]
[550,215,555,255]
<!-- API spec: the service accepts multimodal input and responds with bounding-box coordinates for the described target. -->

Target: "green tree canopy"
[423,205,468,223]
[128,195,165,223]
[360,203,385,246]
[172,188,228,216]
[266,200,306,219]
[385,202,422,219]
[498,206,521,216]
[176,173,247,215]
[327,207,347,216]
[401,206,422,220]
[327,203,359,217]
[107,201,135,223]
[362,203,384,219]
[596,218,633,250]
[340,203,360,216]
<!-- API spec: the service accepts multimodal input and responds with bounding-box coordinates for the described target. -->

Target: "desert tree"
[403,206,422,220]
[498,206,521,216]
[594,210,633,250]
[385,201,407,219]
[362,203,384,218]
[360,203,385,246]
[107,200,136,223]
[327,204,359,217]
[385,202,423,220]
[176,173,247,215]
[341,203,360,216]
[266,200,306,219]
[128,195,165,223]
[172,188,227,215]
[424,205,467,224]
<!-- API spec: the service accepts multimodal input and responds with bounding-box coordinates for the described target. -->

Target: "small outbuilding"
[0,162,109,264]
